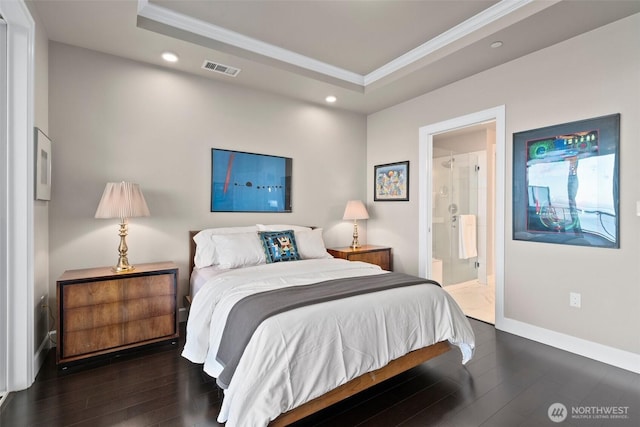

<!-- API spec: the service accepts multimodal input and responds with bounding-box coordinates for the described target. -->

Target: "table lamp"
[343,200,369,249]
[95,181,150,272]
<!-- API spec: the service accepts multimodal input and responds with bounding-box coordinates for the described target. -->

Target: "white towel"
[458,214,477,259]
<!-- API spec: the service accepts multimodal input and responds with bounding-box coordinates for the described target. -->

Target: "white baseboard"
[497,317,640,374]
[33,333,52,376]
[0,391,9,409]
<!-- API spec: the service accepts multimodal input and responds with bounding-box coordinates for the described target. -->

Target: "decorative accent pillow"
[258,230,301,263]
[295,228,332,259]
[210,232,266,269]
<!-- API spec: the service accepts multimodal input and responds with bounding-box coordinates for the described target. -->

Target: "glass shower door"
[433,152,479,286]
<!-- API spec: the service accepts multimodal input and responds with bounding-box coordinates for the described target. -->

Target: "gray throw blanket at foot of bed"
[215,272,440,389]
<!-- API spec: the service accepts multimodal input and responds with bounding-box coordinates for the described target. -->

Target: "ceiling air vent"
[202,60,241,77]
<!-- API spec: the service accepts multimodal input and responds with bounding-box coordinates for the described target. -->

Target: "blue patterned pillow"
[258,230,301,263]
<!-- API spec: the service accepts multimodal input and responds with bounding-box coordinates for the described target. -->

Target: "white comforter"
[182,259,475,427]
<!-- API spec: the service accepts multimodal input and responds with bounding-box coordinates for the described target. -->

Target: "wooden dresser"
[327,245,392,271]
[56,261,179,365]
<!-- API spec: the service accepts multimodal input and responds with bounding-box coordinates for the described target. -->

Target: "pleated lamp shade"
[95,182,150,219]
[342,200,369,221]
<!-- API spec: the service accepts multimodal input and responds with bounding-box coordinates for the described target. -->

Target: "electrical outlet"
[569,292,581,308]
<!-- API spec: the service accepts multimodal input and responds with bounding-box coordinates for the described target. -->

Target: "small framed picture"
[35,128,52,201]
[374,161,409,201]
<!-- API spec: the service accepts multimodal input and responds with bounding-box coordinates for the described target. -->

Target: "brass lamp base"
[350,221,361,249]
[112,263,135,273]
[112,220,135,273]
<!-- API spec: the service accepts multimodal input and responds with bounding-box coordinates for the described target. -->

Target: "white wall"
[367,14,640,356]
[48,43,367,305]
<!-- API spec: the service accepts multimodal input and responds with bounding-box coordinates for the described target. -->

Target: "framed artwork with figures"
[374,161,409,201]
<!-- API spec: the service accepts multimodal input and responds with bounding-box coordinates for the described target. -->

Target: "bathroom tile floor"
[444,279,495,324]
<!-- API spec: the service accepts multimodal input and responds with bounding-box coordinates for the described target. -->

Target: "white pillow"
[210,233,266,269]
[193,226,258,268]
[295,228,332,260]
[257,224,312,232]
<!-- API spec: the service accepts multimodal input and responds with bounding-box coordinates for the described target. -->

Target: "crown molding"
[364,0,534,85]
[137,0,364,86]
[137,0,534,89]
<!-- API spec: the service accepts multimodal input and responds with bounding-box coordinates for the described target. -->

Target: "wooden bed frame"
[187,230,451,425]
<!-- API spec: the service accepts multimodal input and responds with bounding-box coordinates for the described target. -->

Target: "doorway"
[432,149,483,286]
[418,106,505,327]
[433,126,494,323]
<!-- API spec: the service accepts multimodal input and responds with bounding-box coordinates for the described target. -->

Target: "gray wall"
[48,42,367,306]
[367,14,640,355]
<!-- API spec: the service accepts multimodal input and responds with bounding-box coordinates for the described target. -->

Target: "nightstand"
[56,261,179,365]
[327,245,392,271]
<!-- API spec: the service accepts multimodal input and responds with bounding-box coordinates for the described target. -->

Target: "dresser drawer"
[63,324,123,357]
[125,295,175,321]
[124,274,174,299]
[63,301,123,331]
[63,280,123,308]
[327,245,392,271]
[124,314,176,344]
[348,251,390,270]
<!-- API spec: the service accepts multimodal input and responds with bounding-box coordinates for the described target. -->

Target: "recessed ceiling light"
[162,52,179,62]
[325,95,337,103]
[490,41,503,49]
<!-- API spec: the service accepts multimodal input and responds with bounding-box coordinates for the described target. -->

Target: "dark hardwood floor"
[1,319,638,426]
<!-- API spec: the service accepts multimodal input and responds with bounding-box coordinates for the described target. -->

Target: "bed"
[182,225,475,426]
